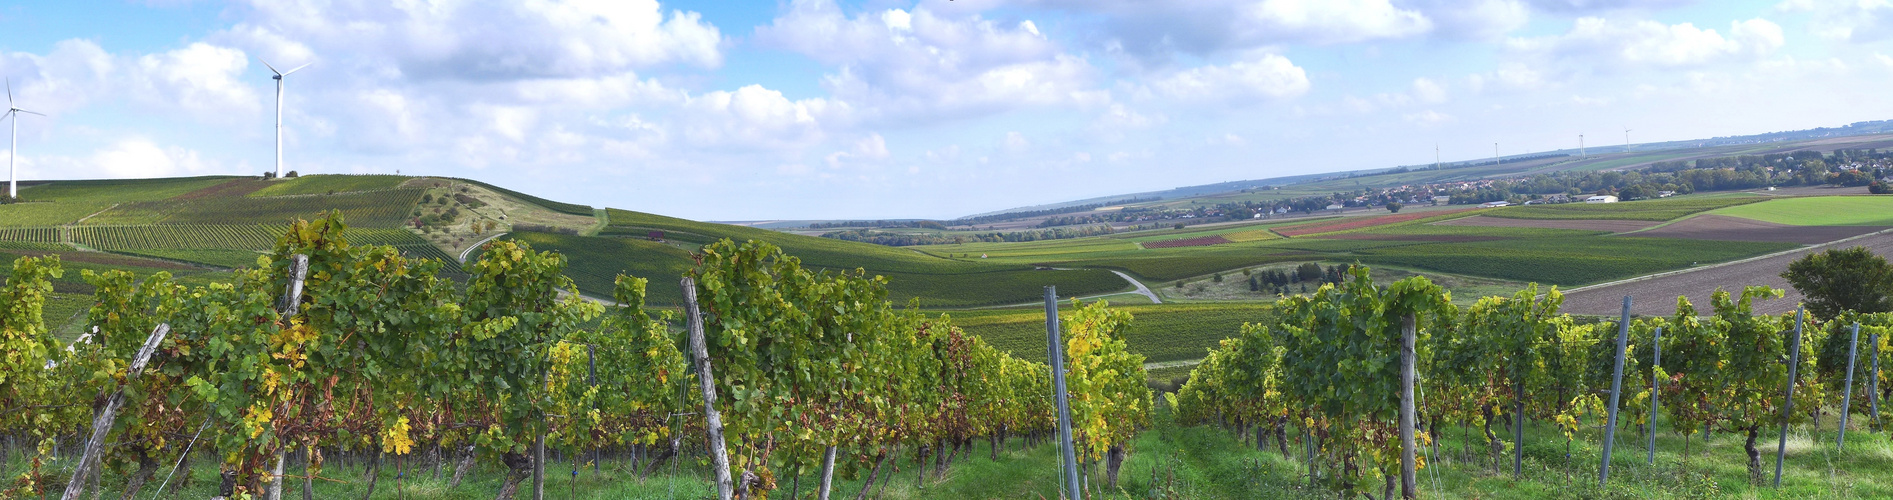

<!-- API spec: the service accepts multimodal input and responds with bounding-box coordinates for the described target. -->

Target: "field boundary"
[1559,226,1893,296]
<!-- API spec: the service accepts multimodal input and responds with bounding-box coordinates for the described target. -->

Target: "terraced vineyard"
[69,225,430,251]
[0,227,59,244]
[248,174,411,197]
[0,176,235,226]
[83,188,425,227]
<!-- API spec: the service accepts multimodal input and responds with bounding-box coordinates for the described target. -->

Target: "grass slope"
[1710,195,1893,226]
[0,176,236,227]
[950,302,1271,364]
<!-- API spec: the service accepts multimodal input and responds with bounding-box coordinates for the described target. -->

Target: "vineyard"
[0,218,1149,500]
[81,188,425,227]
[1482,196,1766,221]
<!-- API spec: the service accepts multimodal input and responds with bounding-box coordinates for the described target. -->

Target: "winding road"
[1110,270,1163,304]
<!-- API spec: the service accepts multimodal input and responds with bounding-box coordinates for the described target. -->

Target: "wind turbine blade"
[282,62,312,76]
[17,109,44,117]
[259,57,282,76]
[5,78,12,108]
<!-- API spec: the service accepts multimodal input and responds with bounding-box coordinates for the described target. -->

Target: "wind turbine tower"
[1579,134,1586,158]
[6,79,45,200]
[261,59,311,179]
[1624,128,1632,151]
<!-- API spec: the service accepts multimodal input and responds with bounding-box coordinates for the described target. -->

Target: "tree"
[1385,202,1403,213]
[1870,180,1893,194]
[1781,246,1893,320]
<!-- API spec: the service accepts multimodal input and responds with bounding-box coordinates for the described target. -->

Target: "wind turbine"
[6,78,45,200]
[260,58,311,179]
[1579,134,1586,158]
[1624,128,1632,152]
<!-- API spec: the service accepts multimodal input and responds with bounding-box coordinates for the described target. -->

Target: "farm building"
[1585,195,1619,203]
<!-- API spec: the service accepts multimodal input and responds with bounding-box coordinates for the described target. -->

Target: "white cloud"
[1149,53,1310,101]
[1002,131,1030,152]
[680,84,834,150]
[82,138,217,178]
[1411,78,1448,103]
[1403,110,1454,126]
[1525,0,1697,12]
[1781,0,1893,43]
[1507,17,1783,69]
[1243,0,1432,44]
[221,0,723,80]
[0,39,117,116]
[757,0,1102,124]
[130,43,262,121]
[825,132,891,168]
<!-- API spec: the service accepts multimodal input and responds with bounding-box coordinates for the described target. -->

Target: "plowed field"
[1636,215,1890,244]
[1562,229,1893,316]
[1433,215,1656,233]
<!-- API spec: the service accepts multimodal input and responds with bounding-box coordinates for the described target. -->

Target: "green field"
[249,174,411,196]
[1709,195,1893,226]
[83,188,425,227]
[1352,236,1797,285]
[0,176,235,226]
[950,302,1271,364]
[1481,195,1765,221]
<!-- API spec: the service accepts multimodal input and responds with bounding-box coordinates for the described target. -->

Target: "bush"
[1870,181,1892,194]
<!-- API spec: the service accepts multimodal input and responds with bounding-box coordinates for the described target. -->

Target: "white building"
[1585,195,1619,203]
[1479,201,1510,208]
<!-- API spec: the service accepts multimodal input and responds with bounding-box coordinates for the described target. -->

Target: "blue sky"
[3,0,1892,220]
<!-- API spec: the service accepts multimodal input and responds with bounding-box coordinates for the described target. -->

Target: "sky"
[3,0,1893,220]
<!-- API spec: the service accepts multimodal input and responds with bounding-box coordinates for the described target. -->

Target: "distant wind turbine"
[1624,128,1632,151]
[261,58,311,179]
[6,78,45,199]
[1579,134,1586,158]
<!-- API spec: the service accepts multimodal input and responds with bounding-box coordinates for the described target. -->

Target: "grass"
[503,231,698,306]
[1480,196,1766,222]
[452,177,594,216]
[250,174,411,196]
[1710,196,1893,226]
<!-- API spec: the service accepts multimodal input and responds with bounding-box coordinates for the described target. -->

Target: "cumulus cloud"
[1147,53,1310,101]
[679,85,836,150]
[1507,17,1784,69]
[130,43,263,121]
[219,0,722,81]
[0,39,117,116]
[757,0,1103,123]
[1525,0,1697,12]
[1411,78,1448,103]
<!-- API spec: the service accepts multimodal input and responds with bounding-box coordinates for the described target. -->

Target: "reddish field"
[1433,215,1656,233]
[1276,209,1474,237]
[1635,215,1889,244]
[1143,235,1232,248]
[1562,231,1893,316]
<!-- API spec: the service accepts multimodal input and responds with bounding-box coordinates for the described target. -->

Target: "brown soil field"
[1562,230,1893,316]
[1313,233,1502,242]
[1143,235,1231,248]
[1433,215,1656,232]
[1636,215,1890,244]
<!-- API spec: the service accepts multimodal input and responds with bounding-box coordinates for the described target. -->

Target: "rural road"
[459,232,509,263]
[1562,229,1893,316]
[1111,270,1163,304]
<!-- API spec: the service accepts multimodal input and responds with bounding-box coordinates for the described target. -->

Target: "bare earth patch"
[1433,215,1656,233]
[1562,229,1893,316]
[1637,215,1891,244]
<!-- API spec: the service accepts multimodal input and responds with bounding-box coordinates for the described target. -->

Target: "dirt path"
[458,231,509,263]
[1112,270,1163,304]
[1562,228,1893,316]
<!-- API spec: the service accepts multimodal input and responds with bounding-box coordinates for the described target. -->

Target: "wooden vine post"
[61,323,171,500]
[682,276,734,500]
[1399,314,1417,499]
[1648,327,1662,465]
[268,254,307,500]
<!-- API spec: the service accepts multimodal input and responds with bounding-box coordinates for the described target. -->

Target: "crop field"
[1708,195,1893,226]
[506,229,1126,307]
[249,174,411,196]
[1143,235,1231,248]
[69,225,429,251]
[1350,223,1604,240]
[1433,215,1657,232]
[1563,229,1893,316]
[1221,228,1279,242]
[119,248,264,268]
[1635,214,1889,244]
[1352,236,1797,286]
[83,188,425,227]
[0,176,235,226]
[1079,250,1307,282]
[172,178,272,199]
[0,227,59,243]
[948,302,1271,363]
[1274,208,1473,236]
[1481,195,1765,221]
